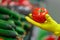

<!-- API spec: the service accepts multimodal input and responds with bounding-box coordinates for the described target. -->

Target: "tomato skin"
[32,8,48,23]
[45,35,55,40]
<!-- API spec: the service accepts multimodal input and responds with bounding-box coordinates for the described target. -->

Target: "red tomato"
[32,8,48,23]
[45,35,55,40]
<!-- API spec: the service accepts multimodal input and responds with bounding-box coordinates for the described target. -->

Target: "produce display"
[0,0,60,40]
[0,7,31,40]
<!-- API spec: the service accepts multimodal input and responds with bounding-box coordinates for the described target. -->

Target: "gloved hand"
[25,13,60,36]
[0,7,31,40]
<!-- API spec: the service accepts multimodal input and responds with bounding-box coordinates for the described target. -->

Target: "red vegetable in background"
[45,35,55,40]
[32,7,48,23]
[58,36,60,40]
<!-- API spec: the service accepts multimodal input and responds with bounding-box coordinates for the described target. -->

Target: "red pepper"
[32,7,48,23]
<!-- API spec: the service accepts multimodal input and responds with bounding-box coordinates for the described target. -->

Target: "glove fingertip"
[45,14,53,22]
[29,13,32,18]
[45,14,50,19]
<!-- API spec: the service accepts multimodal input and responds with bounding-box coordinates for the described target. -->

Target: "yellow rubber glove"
[25,13,60,36]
